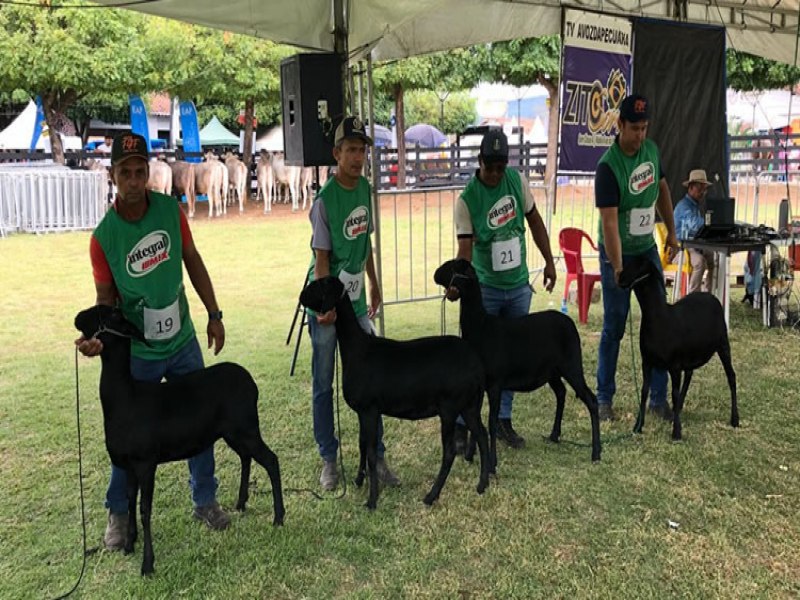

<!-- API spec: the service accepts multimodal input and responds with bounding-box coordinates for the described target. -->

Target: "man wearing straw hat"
[674,168,715,293]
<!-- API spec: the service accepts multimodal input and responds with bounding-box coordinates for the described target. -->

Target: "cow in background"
[169,160,197,218]
[195,152,226,218]
[224,151,249,213]
[147,157,173,196]
[257,150,275,213]
[269,151,301,211]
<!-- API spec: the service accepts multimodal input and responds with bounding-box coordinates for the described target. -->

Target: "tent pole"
[334,0,349,114]
[367,53,385,336]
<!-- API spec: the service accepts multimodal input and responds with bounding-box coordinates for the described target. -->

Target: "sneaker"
[497,418,525,449]
[192,502,231,531]
[454,423,468,456]
[376,457,401,487]
[319,459,339,491]
[648,403,674,421]
[598,403,616,422]
[104,512,128,551]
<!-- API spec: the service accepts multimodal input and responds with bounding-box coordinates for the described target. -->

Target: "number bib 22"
[629,206,655,236]
[143,298,181,341]
[491,237,522,272]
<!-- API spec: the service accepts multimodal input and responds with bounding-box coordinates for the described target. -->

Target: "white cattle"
[147,158,173,196]
[195,154,226,218]
[224,152,249,213]
[257,150,275,213]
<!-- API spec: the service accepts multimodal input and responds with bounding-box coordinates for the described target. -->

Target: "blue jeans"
[597,244,667,407]
[457,282,532,424]
[105,337,218,514]
[309,313,386,462]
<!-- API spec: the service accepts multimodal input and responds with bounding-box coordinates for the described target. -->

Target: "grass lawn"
[1,200,799,599]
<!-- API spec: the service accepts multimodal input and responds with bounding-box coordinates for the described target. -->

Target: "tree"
[486,37,561,198]
[0,2,160,163]
[404,89,476,134]
[727,50,800,91]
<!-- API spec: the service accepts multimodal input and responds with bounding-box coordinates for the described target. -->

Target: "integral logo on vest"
[126,231,171,278]
[343,207,369,240]
[486,195,517,229]
[628,162,655,195]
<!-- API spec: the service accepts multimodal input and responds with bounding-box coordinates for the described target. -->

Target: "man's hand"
[542,261,557,293]
[666,232,681,263]
[445,286,460,301]
[207,319,225,355]
[317,309,337,326]
[75,335,102,357]
[368,285,382,319]
[613,267,623,286]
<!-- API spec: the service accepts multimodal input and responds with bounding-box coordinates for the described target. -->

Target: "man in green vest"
[307,116,399,491]
[75,133,230,550]
[452,129,557,451]
[594,94,679,422]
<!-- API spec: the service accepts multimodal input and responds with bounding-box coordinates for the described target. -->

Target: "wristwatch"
[208,310,223,321]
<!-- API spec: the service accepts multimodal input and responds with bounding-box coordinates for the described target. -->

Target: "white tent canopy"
[92,0,800,66]
[0,100,82,151]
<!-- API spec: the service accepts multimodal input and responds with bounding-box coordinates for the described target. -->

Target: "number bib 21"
[629,206,655,236]
[491,237,522,272]
[338,270,364,303]
[143,298,181,341]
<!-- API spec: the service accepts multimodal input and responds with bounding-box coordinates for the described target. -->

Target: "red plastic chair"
[558,227,602,324]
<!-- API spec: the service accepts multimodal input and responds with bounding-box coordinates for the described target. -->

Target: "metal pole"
[367,54,385,336]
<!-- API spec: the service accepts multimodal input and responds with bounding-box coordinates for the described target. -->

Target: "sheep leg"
[572,384,602,462]
[236,455,251,511]
[124,471,139,555]
[633,362,652,434]
[718,344,739,427]
[424,418,458,505]
[358,412,380,510]
[354,426,368,488]
[669,369,683,441]
[548,377,567,443]
[250,440,285,526]
[486,387,502,474]
[672,369,692,441]
[138,466,157,576]
[461,405,490,495]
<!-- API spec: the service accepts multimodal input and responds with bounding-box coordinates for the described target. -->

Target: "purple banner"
[559,46,630,172]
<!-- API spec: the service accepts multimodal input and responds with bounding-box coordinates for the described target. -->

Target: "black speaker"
[280,53,343,167]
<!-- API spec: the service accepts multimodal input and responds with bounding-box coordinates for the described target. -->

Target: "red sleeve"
[179,208,193,249]
[90,235,113,284]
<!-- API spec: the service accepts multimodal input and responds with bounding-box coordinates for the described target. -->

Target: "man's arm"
[525,205,556,292]
[599,206,623,283]
[313,249,337,325]
[365,241,382,319]
[183,240,224,355]
[655,178,679,260]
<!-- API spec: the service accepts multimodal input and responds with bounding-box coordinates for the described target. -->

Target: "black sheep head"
[74,305,146,344]
[617,255,659,290]
[433,258,477,301]
[299,276,345,313]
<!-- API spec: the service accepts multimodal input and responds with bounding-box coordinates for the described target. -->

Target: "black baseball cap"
[479,129,509,162]
[334,116,373,146]
[111,132,148,166]
[619,94,650,123]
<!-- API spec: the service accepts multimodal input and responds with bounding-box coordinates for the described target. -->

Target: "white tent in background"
[529,116,547,144]
[255,126,284,152]
[0,99,83,151]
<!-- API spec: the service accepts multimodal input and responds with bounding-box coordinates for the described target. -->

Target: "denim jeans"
[308,313,385,462]
[105,337,218,514]
[597,244,667,407]
[455,282,532,424]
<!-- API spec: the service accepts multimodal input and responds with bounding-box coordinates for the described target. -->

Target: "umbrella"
[405,123,447,147]
[371,124,392,148]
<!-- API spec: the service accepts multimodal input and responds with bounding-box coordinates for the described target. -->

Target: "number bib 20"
[338,270,364,303]
[143,298,181,341]
[629,206,655,236]
[491,237,522,272]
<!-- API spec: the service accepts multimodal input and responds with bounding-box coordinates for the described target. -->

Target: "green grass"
[1,203,799,599]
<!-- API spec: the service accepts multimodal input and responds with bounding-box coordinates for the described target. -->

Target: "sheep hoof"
[354,474,365,488]
[591,454,601,463]
[476,484,487,495]
[141,566,154,577]
[422,494,436,506]
[633,424,643,435]
[273,516,284,527]
[548,433,560,443]
[731,418,740,428]
[364,501,377,511]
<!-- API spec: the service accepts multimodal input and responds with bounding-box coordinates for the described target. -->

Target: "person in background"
[673,168,716,293]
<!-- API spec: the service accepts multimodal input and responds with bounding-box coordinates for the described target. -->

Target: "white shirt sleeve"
[518,173,536,214]
[454,194,474,236]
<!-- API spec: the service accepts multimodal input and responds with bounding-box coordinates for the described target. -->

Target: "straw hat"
[682,169,713,187]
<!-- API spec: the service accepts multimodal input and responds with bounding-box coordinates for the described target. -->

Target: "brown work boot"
[104,512,128,551]
[193,502,231,531]
[376,457,401,487]
[598,403,616,422]
[497,418,526,449]
[648,403,674,421]
[319,459,339,491]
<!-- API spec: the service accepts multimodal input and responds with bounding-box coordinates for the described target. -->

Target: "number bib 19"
[338,270,364,303]
[629,206,655,236]
[143,298,181,341]
[491,237,522,272]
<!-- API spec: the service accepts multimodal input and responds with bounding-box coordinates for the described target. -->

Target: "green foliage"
[404,89,476,134]
[373,47,487,96]
[727,50,800,91]
[487,36,561,86]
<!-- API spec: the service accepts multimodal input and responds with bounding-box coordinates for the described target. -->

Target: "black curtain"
[632,20,728,203]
